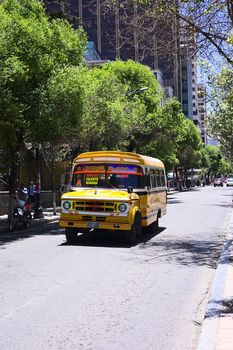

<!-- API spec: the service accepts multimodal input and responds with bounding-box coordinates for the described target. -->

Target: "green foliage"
[0,0,86,189]
[207,67,233,163]
[38,66,86,143]
[202,145,233,176]
[78,59,202,172]
[176,117,203,171]
[77,60,162,152]
[0,0,207,187]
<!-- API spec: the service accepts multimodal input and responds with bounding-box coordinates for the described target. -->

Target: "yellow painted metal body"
[59,151,167,232]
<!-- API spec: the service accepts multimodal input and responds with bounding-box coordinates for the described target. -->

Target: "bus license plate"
[87,222,99,229]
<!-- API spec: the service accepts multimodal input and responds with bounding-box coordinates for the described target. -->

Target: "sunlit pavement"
[197,210,233,350]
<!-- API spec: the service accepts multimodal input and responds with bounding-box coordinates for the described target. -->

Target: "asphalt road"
[0,186,232,350]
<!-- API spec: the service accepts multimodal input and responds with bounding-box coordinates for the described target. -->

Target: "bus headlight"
[118,203,128,212]
[63,201,71,210]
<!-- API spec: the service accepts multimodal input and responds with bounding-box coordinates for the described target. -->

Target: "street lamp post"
[127,87,148,97]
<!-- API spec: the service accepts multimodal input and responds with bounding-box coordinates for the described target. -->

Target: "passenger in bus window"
[76,177,82,186]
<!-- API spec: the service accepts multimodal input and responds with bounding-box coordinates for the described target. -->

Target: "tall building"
[45,0,180,99]
[179,20,208,141]
[45,1,207,144]
[197,84,207,144]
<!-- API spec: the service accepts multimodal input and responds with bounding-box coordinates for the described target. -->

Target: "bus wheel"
[124,212,141,244]
[65,228,77,243]
[151,216,159,233]
[144,215,159,234]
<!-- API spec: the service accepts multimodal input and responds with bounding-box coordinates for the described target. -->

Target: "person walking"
[18,183,28,202]
[28,181,36,205]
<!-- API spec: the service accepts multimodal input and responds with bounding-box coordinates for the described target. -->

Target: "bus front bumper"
[59,219,131,231]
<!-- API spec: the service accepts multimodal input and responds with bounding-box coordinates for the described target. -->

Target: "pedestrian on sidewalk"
[18,183,28,201]
[28,181,36,206]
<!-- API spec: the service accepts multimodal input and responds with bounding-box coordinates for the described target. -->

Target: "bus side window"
[151,169,157,189]
[160,170,165,187]
[156,170,161,187]
[145,168,151,189]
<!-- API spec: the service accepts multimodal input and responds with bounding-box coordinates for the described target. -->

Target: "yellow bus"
[59,151,167,243]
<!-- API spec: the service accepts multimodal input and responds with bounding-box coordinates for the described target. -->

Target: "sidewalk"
[0,208,60,234]
[197,210,233,350]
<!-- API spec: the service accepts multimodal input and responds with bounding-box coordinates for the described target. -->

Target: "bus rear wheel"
[124,212,141,244]
[65,228,77,243]
[144,215,159,234]
[150,214,159,233]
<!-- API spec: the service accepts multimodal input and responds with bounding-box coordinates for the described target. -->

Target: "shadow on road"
[136,235,230,268]
[205,297,233,319]
[167,197,183,204]
[0,220,61,248]
[59,227,166,249]
[210,203,232,208]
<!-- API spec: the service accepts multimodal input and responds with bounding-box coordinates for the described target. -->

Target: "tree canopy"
[207,67,233,164]
[0,0,86,192]
[0,0,207,197]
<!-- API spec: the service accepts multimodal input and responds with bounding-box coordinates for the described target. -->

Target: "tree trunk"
[52,171,57,215]
[134,3,139,62]
[8,163,18,221]
[115,0,120,59]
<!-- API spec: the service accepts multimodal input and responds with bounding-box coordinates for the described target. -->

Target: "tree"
[202,145,232,179]
[207,67,233,163]
[78,59,195,174]
[176,117,203,171]
[0,0,86,215]
[137,0,233,65]
[77,59,163,152]
[139,99,186,170]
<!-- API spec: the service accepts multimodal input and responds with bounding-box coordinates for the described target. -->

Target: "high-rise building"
[197,84,207,144]
[45,0,180,99]
[45,1,207,143]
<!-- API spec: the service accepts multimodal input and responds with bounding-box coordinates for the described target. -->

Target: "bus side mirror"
[127,186,133,193]
[60,185,65,193]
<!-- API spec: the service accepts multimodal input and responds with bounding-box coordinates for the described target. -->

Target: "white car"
[226,178,233,187]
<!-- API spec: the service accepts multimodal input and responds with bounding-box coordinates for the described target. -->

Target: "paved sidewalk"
[197,210,233,350]
[0,208,60,234]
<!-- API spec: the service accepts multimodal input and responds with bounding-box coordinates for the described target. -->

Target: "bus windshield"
[72,163,144,189]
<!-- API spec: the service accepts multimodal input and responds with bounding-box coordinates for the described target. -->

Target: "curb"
[197,210,233,350]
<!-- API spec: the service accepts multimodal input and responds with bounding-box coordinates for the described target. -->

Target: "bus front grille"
[74,201,115,212]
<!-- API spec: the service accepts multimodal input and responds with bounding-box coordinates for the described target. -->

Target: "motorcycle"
[8,198,32,232]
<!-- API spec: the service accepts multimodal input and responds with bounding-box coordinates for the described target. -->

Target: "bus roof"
[73,151,164,168]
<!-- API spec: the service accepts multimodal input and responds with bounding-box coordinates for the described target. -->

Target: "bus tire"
[124,212,141,244]
[144,214,159,234]
[65,228,77,243]
[151,217,159,232]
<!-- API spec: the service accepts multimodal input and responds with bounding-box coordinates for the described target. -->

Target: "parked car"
[226,178,233,187]
[213,178,224,187]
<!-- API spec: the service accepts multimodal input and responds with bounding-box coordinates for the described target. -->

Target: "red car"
[213,178,224,187]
